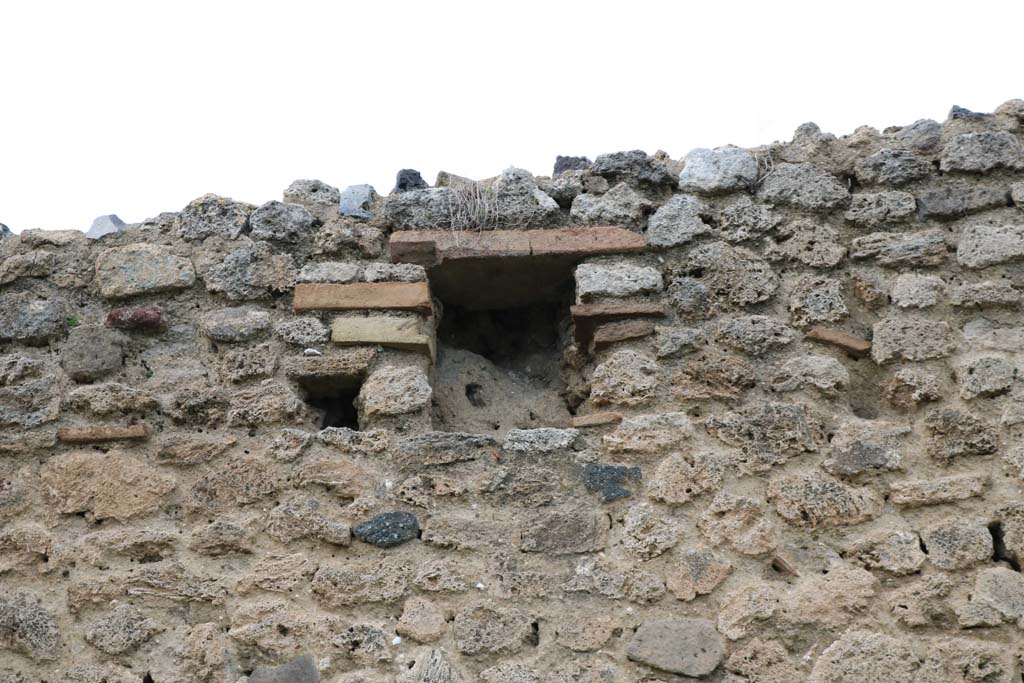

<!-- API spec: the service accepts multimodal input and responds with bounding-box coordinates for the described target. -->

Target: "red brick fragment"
[105,306,165,332]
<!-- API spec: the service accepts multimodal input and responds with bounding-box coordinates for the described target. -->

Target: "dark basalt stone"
[582,463,642,502]
[553,155,591,176]
[392,169,428,194]
[353,511,420,548]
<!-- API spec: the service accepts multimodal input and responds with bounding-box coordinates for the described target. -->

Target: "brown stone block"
[293,282,432,314]
[58,424,149,443]
[805,327,872,356]
[331,316,434,356]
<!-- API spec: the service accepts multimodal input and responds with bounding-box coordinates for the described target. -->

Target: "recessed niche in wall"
[297,377,362,430]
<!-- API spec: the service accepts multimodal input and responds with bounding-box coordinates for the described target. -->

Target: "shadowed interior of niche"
[298,377,362,430]
[432,278,575,436]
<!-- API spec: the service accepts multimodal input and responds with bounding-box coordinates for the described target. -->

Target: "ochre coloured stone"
[58,424,149,443]
[293,282,432,314]
[331,315,433,355]
[805,327,872,356]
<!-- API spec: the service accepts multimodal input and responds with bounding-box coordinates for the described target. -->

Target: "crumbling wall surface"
[4,101,1024,682]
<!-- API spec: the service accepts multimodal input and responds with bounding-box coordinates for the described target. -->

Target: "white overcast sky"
[1,1,1021,232]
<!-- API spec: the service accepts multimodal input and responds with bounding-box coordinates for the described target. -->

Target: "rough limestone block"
[331,315,433,355]
[293,282,432,314]
[94,244,196,298]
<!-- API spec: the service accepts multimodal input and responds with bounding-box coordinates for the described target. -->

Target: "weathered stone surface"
[918,180,1007,220]
[847,530,925,575]
[771,355,849,395]
[673,242,778,309]
[397,597,446,644]
[0,293,66,344]
[314,219,384,257]
[603,412,692,455]
[757,162,849,211]
[296,261,361,283]
[890,474,987,507]
[957,355,1015,399]
[312,561,409,607]
[202,241,296,300]
[666,549,732,601]
[855,148,933,185]
[41,451,174,521]
[174,194,254,241]
[950,280,1021,307]
[788,275,847,328]
[765,220,845,268]
[84,604,157,655]
[519,508,608,554]
[590,350,659,406]
[570,183,651,228]
[843,190,916,226]
[626,617,723,677]
[453,602,532,656]
[957,224,1024,268]
[645,194,711,247]
[707,402,821,474]
[200,307,271,342]
[891,273,944,308]
[678,147,758,194]
[95,244,196,298]
[285,179,340,221]
[250,200,315,243]
[358,366,432,417]
[276,316,330,345]
[872,316,956,364]
[956,567,1024,628]
[353,511,420,548]
[266,497,351,546]
[924,408,998,462]
[920,518,992,569]
[591,150,676,188]
[0,354,63,427]
[0,591,62,662]
[822,419,909,477]
[57,424,148,443]
[226,379,305,426]
[716,315,797,356]
[940,130,1024,172]
[60,324,124,382]
[575,262,662,301]
[0,250,56,284]
[851,229,947,268]
[647,452,724,505]
[767,472,881,528]
[185,455,280,513]
[808,631,917,683]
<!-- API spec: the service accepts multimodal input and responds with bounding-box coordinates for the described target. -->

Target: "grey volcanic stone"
[60,324,125,383]
[202,241,296,300]
[86,214,126,239]
[626,617,723,676]
[553,155,591,175]
[0,591,62,662]
[284,179,341,221]
[201,307,271,342]
[250,201,315,243]
[958,224,1024,268]
[854,149,932,186]
[0,355,63,428]
[843,191,915,226]
[850,229,946,268]
[0,293,66,344]
[582,464,642,502]
[95,244,196,298]
[917,181,1007,220]
[592,150,676,188]
[0,223,10,240]
[353,511,420,548]
[894,119,942,153]
[716,315,798,356]
[645,194,711,248]
[174,193,254,241]
[250,654,319,683]
[84,604,156,655]
[339,184,378,219]
[757,162,849,211]
[940,131,1024,173]
[678,147,758,194]
[570,183,651,228]
[275,317,329,346]
[575,262,662,301]
[872,317,957,364]
[393,169,428,193]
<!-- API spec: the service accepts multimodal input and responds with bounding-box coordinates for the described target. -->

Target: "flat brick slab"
[591,319,656,353]
[571,412,624,428]
[570,302,668,347]
[805,327,872,356]
[389,227,646,266]
[293,282,432,314]
[331,316,434,356]
[58,424,149,443]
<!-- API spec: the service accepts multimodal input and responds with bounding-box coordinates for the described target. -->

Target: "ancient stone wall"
[3,100,1024,682]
